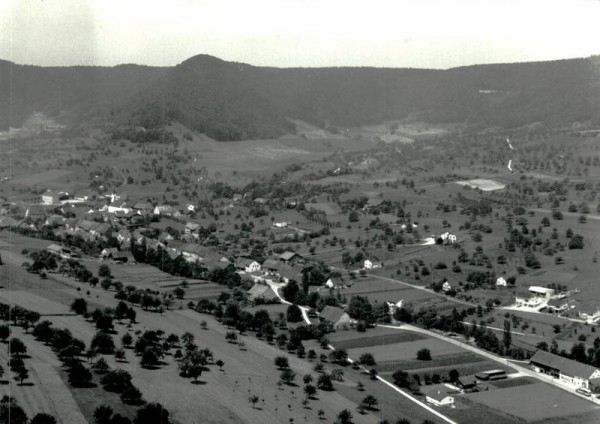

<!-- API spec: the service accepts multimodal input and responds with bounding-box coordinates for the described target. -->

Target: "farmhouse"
[100,248,135,264]
[279,251,302,265]
[440,232,457,244]
[456,375,477,392]
[325,276,347,289]
[496,277,507,287]
[262,258,283,273]
[319,306,351,329]
[423,386,455,406]
[41,190,60,205]
[46,244,72,259]
[235,258,261,273]
[273,222,288,228]
[442,281,452,292]
[363,259,382,270]
[247,284,279,303]
[530,350,600,389]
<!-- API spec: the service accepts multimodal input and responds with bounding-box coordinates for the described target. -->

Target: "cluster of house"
[236,252,308,303]
[530,349,600,391]
[511,285,600,324]
[422,232,457,246]
[424,370,507,407]
[426,349,600,408]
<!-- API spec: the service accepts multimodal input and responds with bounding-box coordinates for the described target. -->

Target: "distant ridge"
[1,54,599,140]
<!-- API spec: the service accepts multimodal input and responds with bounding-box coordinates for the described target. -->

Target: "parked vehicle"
[576,387,592,397]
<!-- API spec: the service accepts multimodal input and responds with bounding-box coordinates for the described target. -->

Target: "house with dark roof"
[456,375,477,392]
[0,216,17,229]
[319,306,351,329]
[100,248,135,264]
[279,251,302,265]
[262,258,282,273]
[325,276,347,289]
[530,350,600,389]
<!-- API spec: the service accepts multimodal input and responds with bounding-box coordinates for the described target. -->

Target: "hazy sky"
[1,0,600,69]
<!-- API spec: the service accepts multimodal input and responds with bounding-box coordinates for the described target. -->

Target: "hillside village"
[2,43,600,423]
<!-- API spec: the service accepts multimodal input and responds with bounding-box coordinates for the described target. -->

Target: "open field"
[348,338,467,363]
[374,352,486,372]
[466,383,599,422]
[329,329,426,350]
[0,289,73,315]
[11,169,73,187]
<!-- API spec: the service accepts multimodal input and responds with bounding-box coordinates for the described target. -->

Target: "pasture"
[11,169,73,187]
[0,290,72,315]
[347,338,466,363]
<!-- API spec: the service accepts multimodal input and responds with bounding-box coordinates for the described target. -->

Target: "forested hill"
[1,54,599,140]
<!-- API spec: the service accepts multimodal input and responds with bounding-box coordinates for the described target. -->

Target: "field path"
[264,280,312,324]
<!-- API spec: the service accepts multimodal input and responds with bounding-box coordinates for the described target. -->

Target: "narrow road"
[264,279,312,325]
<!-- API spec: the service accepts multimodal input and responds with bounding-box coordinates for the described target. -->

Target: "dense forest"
[1,54,600,140]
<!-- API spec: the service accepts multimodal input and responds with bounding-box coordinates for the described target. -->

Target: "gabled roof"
[247,284,278,301]
[530,350,599,379]
[235,258,258,268]
[133,201,153,210]
[262,258,282,270]
[279,251,301,261]
[422,385,454,401]
[319,306,348,324]
[327,276,345,287]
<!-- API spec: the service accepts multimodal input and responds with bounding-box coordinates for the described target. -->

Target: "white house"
[530,350,600,390]
[363,259,382,270]
[41,190,59,205]
[386,299,403,314]
[325,276,346,289]
[440,232,457,244]
[442,281,452,292]
[529,286,555,298]
[273,222,288,228]
[235,258,262,273]
[423,387,455,407]
[107,204,132,214]
[496,277,507,287]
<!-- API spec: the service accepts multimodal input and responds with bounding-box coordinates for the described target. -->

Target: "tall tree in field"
[503,320,512,351]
